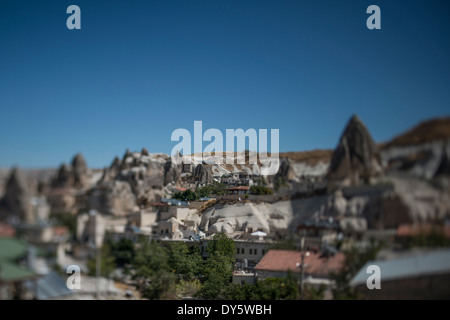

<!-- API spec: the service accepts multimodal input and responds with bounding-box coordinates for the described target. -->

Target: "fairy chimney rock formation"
[327,115,383,191]
[72,153,89,188]
[52,163,74,189]
[0,168,31,223]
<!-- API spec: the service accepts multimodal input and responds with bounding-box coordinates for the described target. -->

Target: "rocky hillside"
[0,168,31,223]
[380,118,450,180]
[198,116,450,236]
[382,117,450,148]
[1,116,449,228]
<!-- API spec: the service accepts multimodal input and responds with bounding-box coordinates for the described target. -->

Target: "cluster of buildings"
[72,199,350,297]
[2,115,450,299]
[177,158,263,192]
[70,182,450,299]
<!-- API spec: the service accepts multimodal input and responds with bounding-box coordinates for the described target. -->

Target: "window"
[249,249,252,254]
[241,248,245,254]
[254,249,257,255]
[262,249,265,255]
[237,248,240,254]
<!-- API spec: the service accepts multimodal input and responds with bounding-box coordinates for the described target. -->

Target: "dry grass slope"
[382,117,450,149]
[279,149,333,165]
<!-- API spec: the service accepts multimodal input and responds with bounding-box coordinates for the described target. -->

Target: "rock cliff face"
[46,153,93,214]
[434,141,450,177]
[0,168,30,223]
[52,153,90,189]
[275,158,297,182]
[163,157,181,186]
[327,115,383,190]
[87,149,167,215]
[198,116,450,236]
[2,116,448,229]
[85,180,136,216]
[52,163,74,189]
[380,117,450,180]
[100,156,121,183]
[192,164,213,185]
[72,153,89,188]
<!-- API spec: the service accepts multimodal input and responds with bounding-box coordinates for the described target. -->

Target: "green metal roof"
[0,238,39,283]
[0,238,28,261]
[0,261,37,282]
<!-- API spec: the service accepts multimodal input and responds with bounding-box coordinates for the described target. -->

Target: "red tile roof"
[227,186,250,190]
[255,249,345,277]
[152,202,169,206]
[396,224,450,238]
[53,226,69,237]
[175,187,187,192]
[0,222,15,238]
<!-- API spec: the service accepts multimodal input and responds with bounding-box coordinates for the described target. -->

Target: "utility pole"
[300,229,305,294]
[96,245,101,299]
[91,209,101,300]
[299,229,310,296]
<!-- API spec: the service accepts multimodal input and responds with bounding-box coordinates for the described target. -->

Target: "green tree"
[176,279,202,299]
[197,233,236,299]
[193,183,228,198]
[206,232,236,257]
[255,272,299,300]
[109,238,135,267]
[196,185,212,198]
[198,255,234,299]
[172,192,183,201]
[225,283,260,300]
[87,243,116,278]
[173,189,198,201]
[250,185,273,195]
[132,239,176,299]
[133,240,169,278]
[143,269,177,300]
[226,273,300,300]
[210,182,228,196]
[168,242,203,280]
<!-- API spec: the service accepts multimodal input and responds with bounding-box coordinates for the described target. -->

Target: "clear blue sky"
[1,0,449,168]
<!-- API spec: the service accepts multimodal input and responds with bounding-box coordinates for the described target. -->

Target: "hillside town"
[1,115,450,300]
